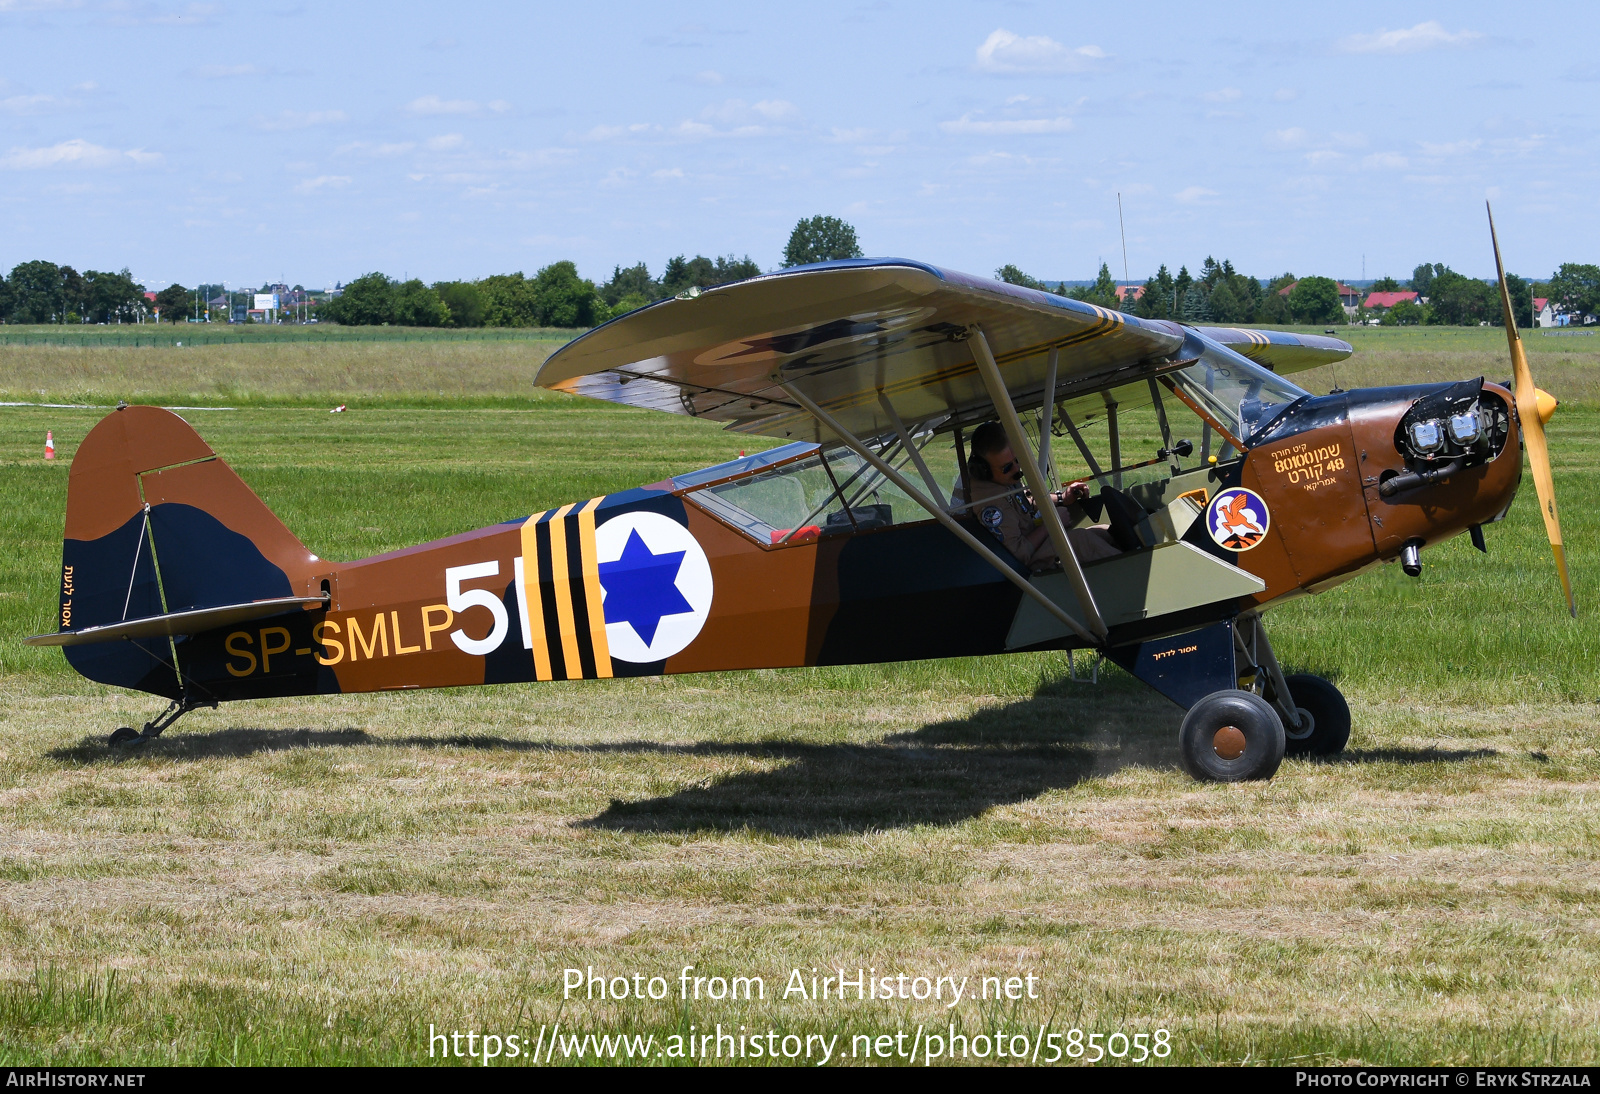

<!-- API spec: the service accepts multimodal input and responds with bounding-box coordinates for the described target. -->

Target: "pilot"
[965,421,1122,569]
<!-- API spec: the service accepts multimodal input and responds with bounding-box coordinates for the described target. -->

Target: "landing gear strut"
[106,695,214,748]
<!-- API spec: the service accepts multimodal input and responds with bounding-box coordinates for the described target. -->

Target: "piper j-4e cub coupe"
[31,213,1573,782]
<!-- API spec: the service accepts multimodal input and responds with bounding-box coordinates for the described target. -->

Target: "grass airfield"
[2,326,1599,1065]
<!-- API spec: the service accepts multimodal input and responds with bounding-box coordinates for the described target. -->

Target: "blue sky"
[2,1,1595,291]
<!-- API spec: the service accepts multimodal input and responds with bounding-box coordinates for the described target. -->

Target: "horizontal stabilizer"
[25,595,327,647]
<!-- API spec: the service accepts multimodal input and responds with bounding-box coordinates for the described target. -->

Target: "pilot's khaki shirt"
[968,477,1089,569]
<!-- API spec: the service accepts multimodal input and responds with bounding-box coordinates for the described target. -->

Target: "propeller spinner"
[1488,201,1577,618]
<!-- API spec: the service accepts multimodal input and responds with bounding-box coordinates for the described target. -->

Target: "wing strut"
[876,391,946,507]
[967,327,1108,641]
[778,381,1103,648]
[1038,347,1059,483]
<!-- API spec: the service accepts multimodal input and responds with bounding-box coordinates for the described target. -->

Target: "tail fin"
[60,405,316,694]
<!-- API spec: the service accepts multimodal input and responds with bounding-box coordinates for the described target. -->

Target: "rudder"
[59,406,317,694]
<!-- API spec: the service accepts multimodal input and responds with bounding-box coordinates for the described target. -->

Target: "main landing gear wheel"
[1179,689,1286,782]
[107,726,141,748]
[1281,674,1352,757]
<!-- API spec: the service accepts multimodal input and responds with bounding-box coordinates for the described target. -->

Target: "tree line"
[1000,257,1600,328]
[0,261,149,324]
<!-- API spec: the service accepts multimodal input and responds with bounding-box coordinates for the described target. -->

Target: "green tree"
[1370,275,1401,292]
[1266,272,1297,295]
[1287,277,1344,325]
[1208,282,1249,324]
[0,272,10,321]
[1424,268,1494,326]
[1501,273,1532,328]
[782,215,863,267]
[1411,263,1443,298]
[1383,299,1426,326]
[6,260,65,323]
[714,254,761,283]
[477,273,539,327]
[324,272,395,325]
[434,281,485,327]
[600,263,659,307]
[1070,262,1120,309]
[153,283,190,324]
[393,279,449,326]
[1548,262,1600,321]
[1255,290,1292,326]
[1180,284,1211,322]
[82,269,147,324]
[532,261,601,327]
[1136,265,1177,320]
[996,264,1048,290]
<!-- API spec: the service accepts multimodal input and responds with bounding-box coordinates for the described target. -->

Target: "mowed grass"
[1,325,1599,1065]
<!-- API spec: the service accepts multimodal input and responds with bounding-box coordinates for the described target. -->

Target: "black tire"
[1281,673,1352,757]
[1178,689,1286,782]
[107,726,141,747]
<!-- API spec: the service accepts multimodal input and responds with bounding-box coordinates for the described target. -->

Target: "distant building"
[1115,284,1145,305]
[1534,297,1568,328]
[1363,291,1419,310]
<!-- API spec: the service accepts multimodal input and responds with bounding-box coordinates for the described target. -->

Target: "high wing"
[537,260,1189,442]
[1192,326,1354,373]
[536,259,1351,443]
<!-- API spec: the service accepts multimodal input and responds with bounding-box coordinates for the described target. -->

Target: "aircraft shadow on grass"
[43,678,1503,837]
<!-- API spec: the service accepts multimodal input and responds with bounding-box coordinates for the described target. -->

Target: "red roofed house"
[1534,297,1567,328]
[1364,291,1419,310]
[1115,284,1145,305]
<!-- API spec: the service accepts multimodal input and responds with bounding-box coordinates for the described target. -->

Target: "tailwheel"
[107,726,141,748]
[1281,674,1351,757]
[1179,689,1286,782]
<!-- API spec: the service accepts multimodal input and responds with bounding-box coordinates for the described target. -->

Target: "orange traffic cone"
[45,431,55,460]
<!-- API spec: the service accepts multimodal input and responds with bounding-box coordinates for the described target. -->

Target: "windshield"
[685,439,942,545]
[1167,336,1309,445]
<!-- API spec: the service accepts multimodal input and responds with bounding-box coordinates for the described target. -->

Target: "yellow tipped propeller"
[1488,201,1576,618]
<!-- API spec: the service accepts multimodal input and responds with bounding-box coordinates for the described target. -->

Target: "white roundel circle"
[1205,487,1271,552]
[593,510,714,663]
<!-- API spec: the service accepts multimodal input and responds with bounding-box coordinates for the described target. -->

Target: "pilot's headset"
[966,421,1008,483]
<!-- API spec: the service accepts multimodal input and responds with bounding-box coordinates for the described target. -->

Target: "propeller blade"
[1488,201,1576,617]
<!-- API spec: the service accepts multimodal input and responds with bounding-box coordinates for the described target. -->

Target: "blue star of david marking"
[597,528,694,646]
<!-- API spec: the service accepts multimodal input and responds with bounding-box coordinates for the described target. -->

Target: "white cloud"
[407,95,510,116]
[1204,88,1242,103]
[293,175,351,194]
[0,94,66,115]
[830,126,874,143]
[1419,139,1482,157]
[335,140,415,157]
[651,167,684,180]
[693,70,723,85]
[1274,88,1300,102]
[192,63,260,78]
[975,28,1105,74]
[0,138,160,169]
[1268,127,1308,147]
[701,98,796,124]
[1363,152,1409,170]
[584,122,653,141]
[940,112,1073,135]
[255,109,346,131]
[1339,21,1483,55]
[1175,186,1217,204]
[1304,150,1342,166]
[0,1,85,9]
[425,133,465,151]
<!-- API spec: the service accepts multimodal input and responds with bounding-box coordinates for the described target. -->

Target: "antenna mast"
[1117,193,1131,306]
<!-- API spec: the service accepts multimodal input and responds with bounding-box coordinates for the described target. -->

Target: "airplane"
[27,208,1573,782]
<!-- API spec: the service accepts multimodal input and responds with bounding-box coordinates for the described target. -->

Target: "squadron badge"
[1205,487,1270,552]
[594,511,714,662]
